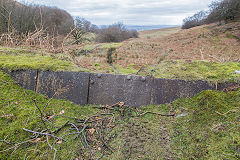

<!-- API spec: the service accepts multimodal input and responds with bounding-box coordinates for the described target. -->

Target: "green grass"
[140,27,180,39]
[171,90,240,159]
[99,42,123,49]
[0,71,99,159]
[0,47,86,72]
[0,70,239,159]
[73,43,123,56]
[92,61,240,83]
[144,60,240,83]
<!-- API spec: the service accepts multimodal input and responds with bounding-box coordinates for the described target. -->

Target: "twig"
[101,139,114,153]
[135,66,145,75]
[93,106,114,110]
[137,111,175,117]
[52,120,69,134]
[42,93,56,113]
[22,128,65,141]
[69,123,80,139]
[46,135,57,160]
[82,131,89,148]
[100,113,115,116]
[33,99,49,131]
[0,140,12,145]
[215,111,228,117]
[55,114,85,121]
[0,138,36,153]
[60,117,90,146]
[98,120,114,153]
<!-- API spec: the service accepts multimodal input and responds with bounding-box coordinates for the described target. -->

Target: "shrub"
[96,23,138,43]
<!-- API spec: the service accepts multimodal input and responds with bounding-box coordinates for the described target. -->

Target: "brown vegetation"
[74,22,240,71]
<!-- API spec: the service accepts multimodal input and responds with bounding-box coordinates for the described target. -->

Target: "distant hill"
[99,25,180,31]
[126,25,180,31]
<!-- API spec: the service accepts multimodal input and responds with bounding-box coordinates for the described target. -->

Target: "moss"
[144,60,240,83]
[0,47,87,72]
[105,105,174,159]
[171,89,240,159]
[99,43,123,49]
[114,65,138,75]
[0,71,101,159]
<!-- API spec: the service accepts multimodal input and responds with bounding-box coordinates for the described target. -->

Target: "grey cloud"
[17,0,213,25]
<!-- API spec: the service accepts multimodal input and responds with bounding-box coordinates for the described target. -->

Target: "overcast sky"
[17,0,213,25]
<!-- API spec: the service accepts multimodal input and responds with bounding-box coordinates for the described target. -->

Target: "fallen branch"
[52,120,69,134]
[22,128,65,141]
[137,111,175,117]
[93,106,114,110]
[101,139,114,153]
[55,115,85,122]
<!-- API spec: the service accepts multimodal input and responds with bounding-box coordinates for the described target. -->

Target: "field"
[0,22,240,159]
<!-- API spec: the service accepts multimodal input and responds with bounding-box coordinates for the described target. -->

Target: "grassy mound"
[146,60,240,83]
[171,89,240,159]
[0,47,86,72]
[0,70,239,159]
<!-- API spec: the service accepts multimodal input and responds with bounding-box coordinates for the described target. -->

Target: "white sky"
[16,0,213,25]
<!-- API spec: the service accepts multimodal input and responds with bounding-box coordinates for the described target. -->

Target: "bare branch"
[22,128,65,141]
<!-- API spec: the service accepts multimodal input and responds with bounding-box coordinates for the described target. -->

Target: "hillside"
[55,22,240,83]
[74,22,240,68]
[0,21,240,159]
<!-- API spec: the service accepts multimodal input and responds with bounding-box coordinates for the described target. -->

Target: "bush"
[96,23,138,43]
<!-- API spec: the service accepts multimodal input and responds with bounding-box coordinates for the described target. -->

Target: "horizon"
[16,0,213,26]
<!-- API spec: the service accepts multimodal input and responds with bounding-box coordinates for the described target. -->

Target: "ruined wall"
[3,69,234,106]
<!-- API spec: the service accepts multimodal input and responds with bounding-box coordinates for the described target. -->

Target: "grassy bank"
[0,70,239,159]
[0,46,239,83]
[0,47,87,72]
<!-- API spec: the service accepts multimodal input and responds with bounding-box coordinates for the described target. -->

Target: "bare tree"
[0,0,74,35]
[182,0,240,29]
